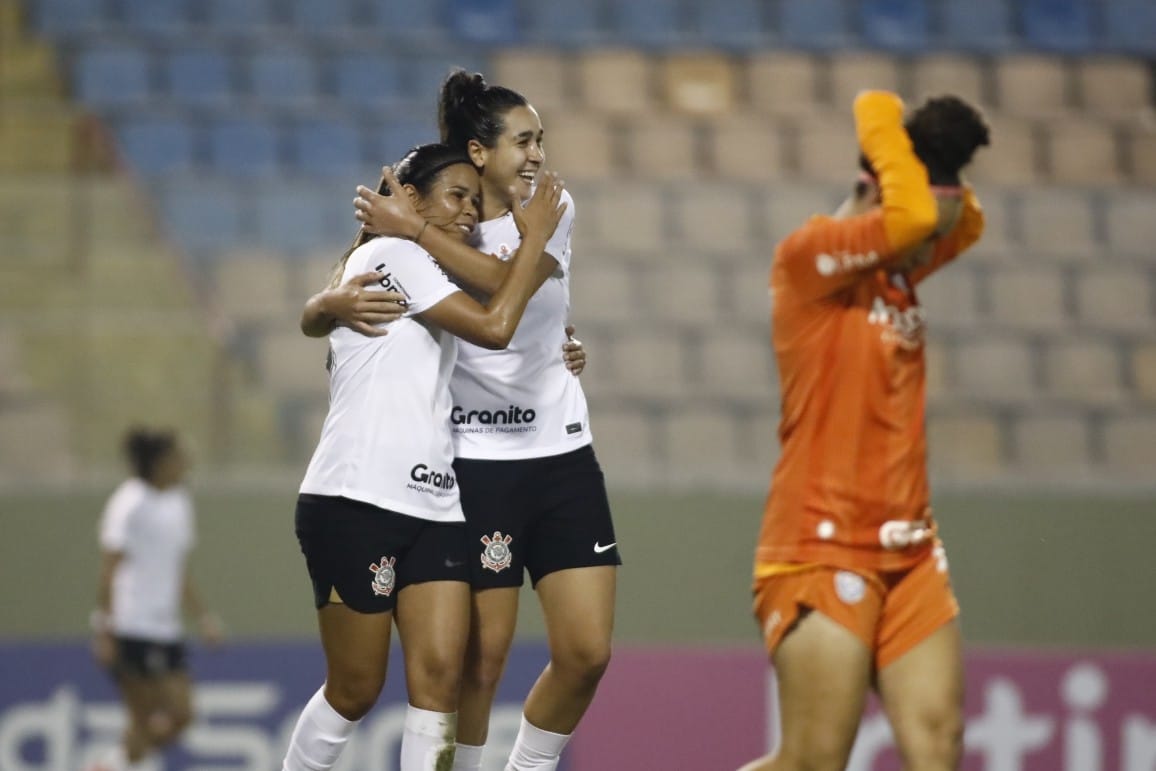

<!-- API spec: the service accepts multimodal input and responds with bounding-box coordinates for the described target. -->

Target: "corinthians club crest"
[369,556,397,597]
[480,531,513,573]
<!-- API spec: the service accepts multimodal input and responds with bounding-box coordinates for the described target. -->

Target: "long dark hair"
[332,143,473,287]
[438,68,528,153]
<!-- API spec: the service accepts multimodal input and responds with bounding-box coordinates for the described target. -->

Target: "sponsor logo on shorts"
[408,463,456,495]
[480,531,513,573]
[834,570,866,605]
[369,556,397,597]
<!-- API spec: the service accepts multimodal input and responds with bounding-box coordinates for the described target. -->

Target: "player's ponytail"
[438,68,527,152]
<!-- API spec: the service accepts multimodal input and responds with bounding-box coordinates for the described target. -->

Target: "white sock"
[400,705,457,771]
[451,742,485,771]
[504,715,571,771]
[282,687,359,771]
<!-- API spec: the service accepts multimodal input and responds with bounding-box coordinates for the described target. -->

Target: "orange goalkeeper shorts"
[751,541,959,671]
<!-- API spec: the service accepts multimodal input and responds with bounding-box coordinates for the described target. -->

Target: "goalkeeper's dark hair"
[858,95,990,191]
[904,95,990,185]
[123,426,177,481]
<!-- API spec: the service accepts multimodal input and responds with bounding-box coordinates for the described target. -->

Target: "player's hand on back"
[326,271,408,337]
[563,324,585,376]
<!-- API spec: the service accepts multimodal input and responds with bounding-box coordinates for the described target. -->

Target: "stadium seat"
[608,0,686,48]
[908,54,985,105]
[164,46,233,107]
[939,0,1015,52]
[533,112,614,180]
[746,52,824,116]
[1075,57,1151,117]
[793,110,858,183]
[254,186,339,255]
[374,0,448,40]
[661,53,737,115]
[489,49,571,112]
[642,262,721,325]
[583,182,664,254]
[952,337,1035,401]
[119,0,190,35]
[29,0,106,35]
[1073,267,1154,331]
[203,0,275,33]
[288,118,366,177]
[994,54,1071,118]
[1013,413,1091,471]
[447,0,519,44]
[406,49,487,102]
[159,179,246,255]
[828,52,902,109]
[586,406,656,484]
[1128,127,1156,185]
[568,263,638,325]
[687,0,771,50]
[925,410,1004,477]
[708,115,787,182]
[116,115,196,176]
[1104,192,1156,255]
[914,265,978,330]
[207,115,282,177]
[1132,343,1156,401]
[986,266,1067,330]
[1018,190,1099,260]
[696,333,777,401]
[246,47,318,107]
[671,184,755,253]
[368,117,438,165]
[1102,413,1156,472]
[522,0,601,45]
[576,49,656,115]
[285,0,362,34]
[612,329,690,398]
[257,330,329,394]
[332,51,405,108]
[622,116,698,180]
[1102,0,1156,55]
[967,115,1039,186]
[778,0,853,50]
[759,184,844,243]
[1021,0,1094,53]
[664,408,744,480]
[74,44,151,107]
[1046,119,1121,185]
[859,0,930,52]
[1041,336,1124,402]
[726,263,773,326]
[212,251,293,323]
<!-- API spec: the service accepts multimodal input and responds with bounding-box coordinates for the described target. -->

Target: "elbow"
[476,319,515,350]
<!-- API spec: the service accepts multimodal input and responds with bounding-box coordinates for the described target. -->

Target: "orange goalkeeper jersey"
[756,92,985,572]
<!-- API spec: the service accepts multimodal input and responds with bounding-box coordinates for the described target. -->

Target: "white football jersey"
[300,236,465,523]
[451,189,593,460]
[99,477,194,642]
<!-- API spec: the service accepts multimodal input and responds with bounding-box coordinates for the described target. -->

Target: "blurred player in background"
[90,427,222,771]
[320,68,619,771]
[742,91,990,771]
[285,143,565,771]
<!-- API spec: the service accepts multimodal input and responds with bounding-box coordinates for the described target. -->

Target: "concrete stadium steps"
[0,38,61,100]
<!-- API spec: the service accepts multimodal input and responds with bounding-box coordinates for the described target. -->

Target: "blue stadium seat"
[940,0,1015,52]
[375,0,448,39]
[285,0,361,33]
[30,0,106,36]
[523,1,600,45]
[406,51,487,102]
[247,48,318,106]
[688,0,772,50]
[608,0,687,47]
[203,0,275,33]
[164,47,233,107]
[447,0,519,44]
[160,179,246,255]
[369,118,438,165]
[778,0,853,49]
[119,0,190,34]
[74,44,151,107]
[1103,1,1156,55]
[861,0,929,51]
[332,52,405,107]
[289,118,365,177]
[1021,0,1094,53]
[255,186,335,255]
[207,115,281,177]
[117,115,196,176]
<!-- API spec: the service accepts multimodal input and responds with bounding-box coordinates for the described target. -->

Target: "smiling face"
[409,162,481,242]
[468,104,545,217]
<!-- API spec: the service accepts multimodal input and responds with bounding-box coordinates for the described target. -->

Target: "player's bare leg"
[737,610,872,771]
[877,620,964,771]
[455,587,521,746]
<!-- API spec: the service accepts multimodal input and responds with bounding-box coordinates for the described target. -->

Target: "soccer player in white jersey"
[285,143,566,771]
[308,69,620,771]
[90,427,222,771]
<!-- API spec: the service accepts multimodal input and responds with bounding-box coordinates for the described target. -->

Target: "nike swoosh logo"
[593,542,616,554]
